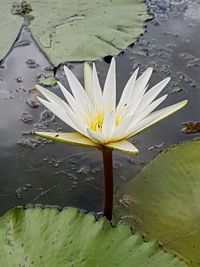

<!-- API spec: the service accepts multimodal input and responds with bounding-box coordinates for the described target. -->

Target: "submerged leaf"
[0,207,187,266]
[115,138,200,267]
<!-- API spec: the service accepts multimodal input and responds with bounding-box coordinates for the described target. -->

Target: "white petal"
[127,68,153,116]
[122,113,163,140]
[134,67,153,92]
[134,94,168,123]
[102,111,116,141]
[35,85,67,110]
[105,140,139,154]
[103,57,116,112]
[86,129,105,144]
[135,77,171,116]
[37,97,87,135]
[93,63,103,109]
[125,100,188,139]
[84,62,93,100]
[37,97,75,128]
[111,116,134,141]
[57,81,85,117]
[64,65,93,113]
[116,68,139,113]
[35,132,99,148]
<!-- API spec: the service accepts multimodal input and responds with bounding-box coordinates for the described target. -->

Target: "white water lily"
[35,58,187,154]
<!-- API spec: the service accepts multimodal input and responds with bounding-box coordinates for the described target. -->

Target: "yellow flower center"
[87,112,123,133]
[90,113,104,132]
[115,116,122,126]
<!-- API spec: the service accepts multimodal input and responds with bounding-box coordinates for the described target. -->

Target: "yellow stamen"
[90,113,104,132]
[115,116,122,126]
[86,112,123,133]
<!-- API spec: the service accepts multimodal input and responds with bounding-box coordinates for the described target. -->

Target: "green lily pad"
[115,139,200,267]
[1,0,151,65]
[0,0,23,62]
[0,207,187,266]
[28,0,151,64]
[39,75,57,86]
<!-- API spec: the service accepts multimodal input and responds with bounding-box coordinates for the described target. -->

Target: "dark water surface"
[0,0,199,215]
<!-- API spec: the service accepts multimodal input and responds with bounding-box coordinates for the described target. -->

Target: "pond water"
[0,0,199,215]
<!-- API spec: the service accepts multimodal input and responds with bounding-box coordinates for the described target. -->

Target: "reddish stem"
[102,149,113,221]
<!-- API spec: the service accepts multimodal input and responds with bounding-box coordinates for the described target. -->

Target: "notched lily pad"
[1,0,151,65]
[115,139,200,267]
[0,207,187,266]
[27,0,151,64]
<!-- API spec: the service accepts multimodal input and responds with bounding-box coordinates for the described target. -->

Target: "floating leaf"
[39,75,57,86]
[0,207,187,266]
[0,1,151,65]
[115,139,200,267]
[0,0,23,62]
[25,0,150,65]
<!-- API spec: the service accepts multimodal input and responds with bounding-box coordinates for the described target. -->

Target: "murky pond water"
[0,0,200,215]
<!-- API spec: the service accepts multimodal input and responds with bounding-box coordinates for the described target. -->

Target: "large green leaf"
[28,0,150,65]
[115,139,200,267]
[0,0,150,65]
[0,0,23,62]
[0,207,187,266]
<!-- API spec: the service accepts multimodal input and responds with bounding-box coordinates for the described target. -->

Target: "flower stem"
[102,149,113,221]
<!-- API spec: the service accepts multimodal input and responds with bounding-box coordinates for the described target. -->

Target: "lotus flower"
[35,58,187,154]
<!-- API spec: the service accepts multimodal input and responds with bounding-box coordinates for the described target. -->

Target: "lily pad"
[115,139,200,267]
[39,75,57,86]
[0,0,23,62]
[0,207,187,266]
[0,0,150,64]
[12,0,150,65]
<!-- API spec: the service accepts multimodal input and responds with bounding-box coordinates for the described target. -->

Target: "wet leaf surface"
[0,0,151,65]
[39,75,57,87]
[27,0,151,64]
[0,207,187,267]
[0,0,23,62]
[115,138,200,267]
